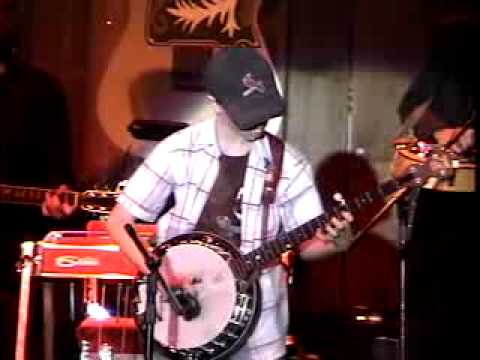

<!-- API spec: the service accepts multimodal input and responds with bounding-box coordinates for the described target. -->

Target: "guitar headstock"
[398,149,455,189]
[79,190,118,214]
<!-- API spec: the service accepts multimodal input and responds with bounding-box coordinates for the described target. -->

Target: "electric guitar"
[0,184,118,215]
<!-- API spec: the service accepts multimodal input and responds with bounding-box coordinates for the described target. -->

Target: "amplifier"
[34,230,153,279]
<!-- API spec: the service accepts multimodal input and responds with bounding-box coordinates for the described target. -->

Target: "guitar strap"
[261,133,284,241]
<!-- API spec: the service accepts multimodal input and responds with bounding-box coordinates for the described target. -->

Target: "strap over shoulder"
[262,133,284,204]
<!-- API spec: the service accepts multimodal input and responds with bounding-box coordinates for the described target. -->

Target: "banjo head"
[155,243,236,349]
[144,232,259,358]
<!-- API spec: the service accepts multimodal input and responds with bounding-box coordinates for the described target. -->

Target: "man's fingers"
[43,185,74,218]
[341,211,354,223]
[61,203,75,216]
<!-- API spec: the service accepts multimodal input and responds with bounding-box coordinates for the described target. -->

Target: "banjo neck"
[242,179,398,273]
[242,158,446,274]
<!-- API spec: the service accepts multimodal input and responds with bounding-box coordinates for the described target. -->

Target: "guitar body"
[96,0,175,155]
[96,0,280,159]
[137,232,261,359]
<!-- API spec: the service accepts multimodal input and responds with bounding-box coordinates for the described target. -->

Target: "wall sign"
[147,0,261,46]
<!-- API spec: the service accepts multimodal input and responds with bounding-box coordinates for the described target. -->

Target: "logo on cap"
[242,73,266,97]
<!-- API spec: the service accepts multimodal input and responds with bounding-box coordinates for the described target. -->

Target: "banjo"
[137,155,452,359]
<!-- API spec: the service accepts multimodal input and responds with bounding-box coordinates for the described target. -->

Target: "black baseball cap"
[204,47,285,130]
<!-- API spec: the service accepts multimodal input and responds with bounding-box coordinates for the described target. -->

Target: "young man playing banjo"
[107,47,353,360]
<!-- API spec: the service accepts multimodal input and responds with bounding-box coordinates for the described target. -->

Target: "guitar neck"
[243,177,405,273]
[0,184,78,207]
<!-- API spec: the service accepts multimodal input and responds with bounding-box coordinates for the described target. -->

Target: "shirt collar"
[194,118,272,167]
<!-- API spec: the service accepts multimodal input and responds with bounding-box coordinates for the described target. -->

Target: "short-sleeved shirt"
[118,118,323,359]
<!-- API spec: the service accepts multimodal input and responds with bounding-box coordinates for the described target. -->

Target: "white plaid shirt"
[118,118,324,359]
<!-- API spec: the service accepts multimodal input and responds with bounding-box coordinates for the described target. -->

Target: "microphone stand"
[124,224,184,360]
[396,187,420,360]
[385,113,473,360]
